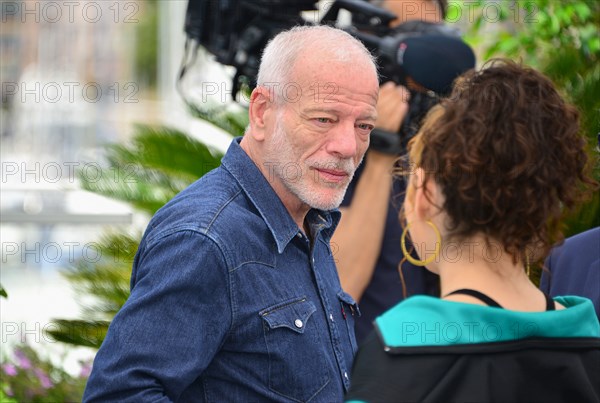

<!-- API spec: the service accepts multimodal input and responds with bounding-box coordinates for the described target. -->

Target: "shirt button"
[329,313,334,321]
[294,319,303,328]
[344,372,349,380]
[297,232,303,238]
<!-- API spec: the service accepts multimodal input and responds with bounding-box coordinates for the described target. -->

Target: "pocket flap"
[337,290,361,317]
[260,297,316,334]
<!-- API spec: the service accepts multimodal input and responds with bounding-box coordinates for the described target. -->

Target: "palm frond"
[79,125,223,215]
[113,125,223,179]
[45,320,110,349]
[186,102,248,137]
[48,232,137,347]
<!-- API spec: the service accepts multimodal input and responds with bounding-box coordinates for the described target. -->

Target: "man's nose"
[326,122,358,159]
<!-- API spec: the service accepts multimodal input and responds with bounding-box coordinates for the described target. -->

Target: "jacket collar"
[376,295,600,348]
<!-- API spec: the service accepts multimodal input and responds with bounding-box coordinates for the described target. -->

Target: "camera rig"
[181,0,476,154]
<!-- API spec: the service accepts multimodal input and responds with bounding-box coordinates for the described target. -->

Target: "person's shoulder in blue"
[541,227,600,321]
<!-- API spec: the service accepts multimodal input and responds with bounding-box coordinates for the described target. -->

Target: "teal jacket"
[347,295,600,402]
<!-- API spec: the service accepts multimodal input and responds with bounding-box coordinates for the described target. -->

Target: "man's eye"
[357,123,374,131]
[316,118,332,124]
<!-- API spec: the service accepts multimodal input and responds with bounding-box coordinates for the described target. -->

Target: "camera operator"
[332,0,457,343]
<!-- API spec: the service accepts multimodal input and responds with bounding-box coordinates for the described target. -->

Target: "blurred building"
[0,0,155,362]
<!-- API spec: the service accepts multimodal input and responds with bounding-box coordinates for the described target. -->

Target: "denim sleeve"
[83,230,231,402]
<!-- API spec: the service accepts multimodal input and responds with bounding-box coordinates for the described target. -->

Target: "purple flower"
[1,363,18,376]
[14,348,32,369]
[79,361,92,378]
[34,368,53,389]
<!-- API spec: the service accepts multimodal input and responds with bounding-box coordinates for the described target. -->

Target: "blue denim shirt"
[83,138,360,402]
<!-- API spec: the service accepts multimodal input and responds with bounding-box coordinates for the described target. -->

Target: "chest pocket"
[337,291,361,356]
[260,297,330,402]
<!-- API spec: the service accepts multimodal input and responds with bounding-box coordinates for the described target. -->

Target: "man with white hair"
[83,25,379,402]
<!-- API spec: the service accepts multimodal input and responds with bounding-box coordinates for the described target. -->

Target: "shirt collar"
[221,138,340,253]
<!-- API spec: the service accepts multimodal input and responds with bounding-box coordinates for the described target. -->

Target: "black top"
[444,288,556,311]
[346,296,600,403]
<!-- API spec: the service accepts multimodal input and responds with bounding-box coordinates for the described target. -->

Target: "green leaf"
[445,3,462,24]
[549,14,561,35]
[574,2,591,20]
[45,319,110,349]
[589,36,600,54]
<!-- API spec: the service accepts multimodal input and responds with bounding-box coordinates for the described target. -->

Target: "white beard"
[264,116,360,211]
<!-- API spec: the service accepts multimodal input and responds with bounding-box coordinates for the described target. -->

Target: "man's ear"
[248,87,275,142]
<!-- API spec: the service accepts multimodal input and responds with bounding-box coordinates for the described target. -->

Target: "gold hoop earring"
[401,220,441,267]
[526,253,531,277]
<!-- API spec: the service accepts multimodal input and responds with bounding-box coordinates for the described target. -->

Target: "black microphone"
[378,34,476,96]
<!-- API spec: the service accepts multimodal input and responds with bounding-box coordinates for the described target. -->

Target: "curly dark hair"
[406,59,598,263]
[437,0,448,19]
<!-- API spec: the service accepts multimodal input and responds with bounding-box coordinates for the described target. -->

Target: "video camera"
[182,0,476,154]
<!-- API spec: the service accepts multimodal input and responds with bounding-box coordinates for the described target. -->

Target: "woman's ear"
[248,86,275,142]
[412,167,442,220]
